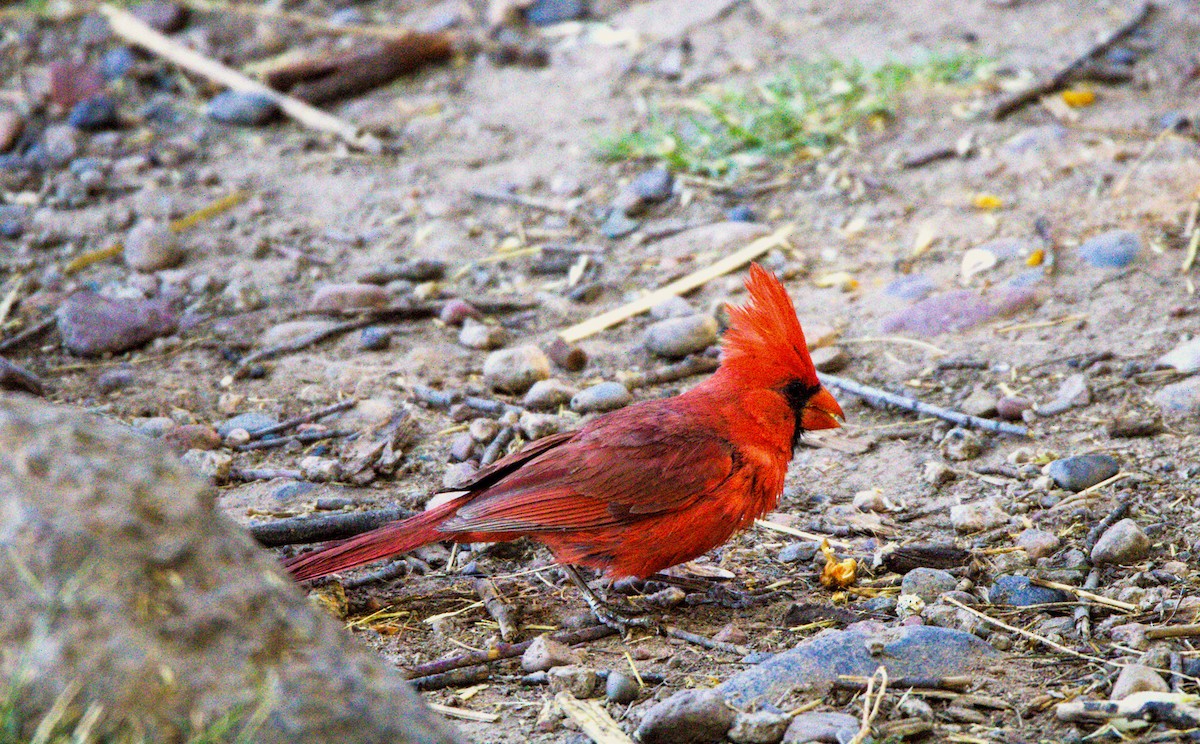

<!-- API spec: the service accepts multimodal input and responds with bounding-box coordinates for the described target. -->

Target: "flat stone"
[1016,528,1060,560]
[523,379,577,411]
[547,666,600,698]
[988,575,1070,606]
[309,283,389,313]
[1157,337,1200,374]
[95,367,136,394]
[260,320,341,347]
[217,412,277,437]
[206,91,280,126]
[1154,376,1200,419]
[645,314,719,358]
[521,635,582,672]
[901,567,958,603]
[781,712,859,743]
[1078,230,1141,268]
[1111,664,1169,700]
[718,625,997,708]
[880,288,1038,337]
[1091,518,1151,565]
[56,291,178,357]
[483,345,551,394]
[727,710,789,744]
[950,499,1008,533]
[570,382,632,413]
[1045,454,1119,492]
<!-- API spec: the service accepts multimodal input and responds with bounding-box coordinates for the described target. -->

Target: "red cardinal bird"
[285,263,843,625]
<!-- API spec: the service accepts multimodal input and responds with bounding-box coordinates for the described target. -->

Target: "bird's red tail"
[284,498,461,582]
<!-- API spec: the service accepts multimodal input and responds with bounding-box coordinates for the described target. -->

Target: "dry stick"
[1031,578,1137,613]
[1085,499,1133,548]
[1146,624,1200,641]
[98,4,377,150]
[559,224,795,344]
[945,595,1116,668]
[246,399,358,440]
[666,627,750,656]
[469,188,577,215]
[183,0,412,40]
[1074,569,1102,639]
[404,624,617,679]
[1171,651,1184,693]
[479,427,515,467]
[0,316,55,353]
[848,666,888,744]
[622,355,720,390]
[233,318,374,377]
[249,505,411,547]
[835,674,972,692]
[989,1,1156,120]
[410,665,491,692]
[230,467,302,481]
[1052,473,1133,512]
[342,559,409,589]
[475,578,520,642]
[555,692,637,744]
[818,373,1029,437]
[234,429,352,452]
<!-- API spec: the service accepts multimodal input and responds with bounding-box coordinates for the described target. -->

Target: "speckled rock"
[458,319,508,350]
[1045,454,1119,492]
[879,288,1038,337]
[1091,519,1151,565]
[950,499,1008,533]
[521,636,581,672]
[1016,528,1060,560]
[570,382,632,413]
[645,314,719,358]
[1154,377,1200,419]
[217,412,277,437]
[636,688,734,744]
[901,567,957,603]
[727,710,789,744]
[523,379,577,411]
[309,283,389,313]
[781,712,860,743]
[483,345,551,393]
[124,220,184,272]
[0,397,463,744]
[605,671,640,703]
[55,291,178,357]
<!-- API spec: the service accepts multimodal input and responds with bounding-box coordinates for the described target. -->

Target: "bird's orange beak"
[801,386,844,431]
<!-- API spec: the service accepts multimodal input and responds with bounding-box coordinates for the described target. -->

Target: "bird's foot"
[562,565,661,634]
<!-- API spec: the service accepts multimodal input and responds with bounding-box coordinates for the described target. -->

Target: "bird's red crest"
[721,263,819,388]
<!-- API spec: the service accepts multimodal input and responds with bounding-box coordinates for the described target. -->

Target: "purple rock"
[880,288,1039,337]
[884,274,935,302]
[56,291,178,357]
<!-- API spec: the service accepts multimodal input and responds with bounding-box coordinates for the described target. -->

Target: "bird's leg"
[561,565,659,633]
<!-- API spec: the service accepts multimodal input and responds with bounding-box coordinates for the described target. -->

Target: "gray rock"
[879,288,1038,337]
[614,167,674,216]
[1158,338,1200,374]
[650,296,694,319]
[483,345,551,393]
[988,575,1070,606]
[901,567,957,603]
[521,635,582,672]
[605,671,640,703]
[1110,664,1169,700]
[1078,230,1141,268]
[809,346,849,373]
[523,379,577,411]
[636,688,734,744]
[56,291,178,357]
[519,411,565,441]
[206,91,280,126]
[124,219,184,272]
[645,314,719,358]
[217,412,278,437]
[781,712,859,743]
[719,625,997,707]
[940,427,983,461]
[359,326,391,351]
[1045,454,1119,492]
[1091,518,1151,565]
[950,499,1008,533]
[961,387,998,417]
[778,542,817,563]
[547,666,601,698]
[1016,528,1060,560]
[599,210,640,239]
[1036,373,1091,416]
[1154,376,1200,419]
[0,397,462,744]
[728,710,789,744]
[95,366,136,394]
[997,396,1032,421]
[571,382,632,413]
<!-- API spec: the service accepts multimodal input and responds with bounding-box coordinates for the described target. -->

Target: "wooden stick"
[475,578,520,642]
[404,624,617,679]
[182,0,413,39]
[0,316,54,353]
[1146,624,1200,641]
[621,355,719,390]
[666,627,749,656]
[98,4,378,150]
[1029,578,1137,612]
[558,224,794,343]
[249,506,411,547]
[819,373,1029,437]
[555,692,636,744]
[246,399,357,440]
[989,2,1156,120]
[944,596,1114,667]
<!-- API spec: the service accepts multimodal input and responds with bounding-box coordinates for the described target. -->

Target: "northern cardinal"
[285,263,843,625]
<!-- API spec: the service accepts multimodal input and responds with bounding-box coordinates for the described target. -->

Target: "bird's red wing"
[451,430,578,492]
[438,425,735,533]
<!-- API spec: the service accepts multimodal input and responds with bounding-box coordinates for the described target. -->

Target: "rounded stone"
[124,220,184,272]
[901,567,958,603]
[1078,230,1141,268]
[483,345,551,393]
[523,379,577,411]
[309,283,389,313]
[1045,454,1119,492]
[1091,519,1151,565]
[644,314,719,358]
[359,326,390,351]
[570,382,632,413]
[604,672,640,704]
[206,91,280,126]
[988,575,1070,607]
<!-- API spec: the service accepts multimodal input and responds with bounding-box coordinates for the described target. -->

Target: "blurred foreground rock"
[0,396,462,744]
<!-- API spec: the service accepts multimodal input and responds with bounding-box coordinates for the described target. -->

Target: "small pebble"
[521,635,582,672]
[599,210,640,239]
[884,274,936,301]
[781,712,860,744]
[56,291,178,357]
[996,396,1031,421]
[525,0,588,25]
[100,47,136,81]
[950,499,1008,533]
[644,314,719,358]
[778,542,817,564]
[571,382,632,413]
[358,326,390,351]
[300,456,342,482]
[439,299,481,326]
[547,666,599,698]
[1110,664,1169,700]
[1036,373,1091,416]
[484,345,551,393]
[180,450,232,482]
[650,296,694,320]
[469,418,501,443]
[960,387,998,418]
[68,95,119,131]
[1078,230,1141,268]
[458,319,508,350]
[206,91,280,126]
[880,287,1038,336]
[449,432,475,462]
[923,461,955,485]
[898,697,934,721]
[309,283,389,313]
[614,166,673,216]
[1091,518,1151,565]
[727,710,789,744]
[96,367,136,393]
[988,575,1070,606]
[124,220,184,272]
[1016,528,1060,560]
[523,379,577,411]
[163,424,220,452]
[726,205,756,222]
[224,428,251,447]
[1045,454,1119,492]
[901,567,957,603]
[0,110,23,153]
[939,427,983,461]
[519,411,563,440]
[605,672,640,704]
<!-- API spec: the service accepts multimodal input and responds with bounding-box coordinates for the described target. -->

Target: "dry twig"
[250,506,411,547]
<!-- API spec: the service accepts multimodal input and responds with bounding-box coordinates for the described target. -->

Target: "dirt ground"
[5,0,1200,741]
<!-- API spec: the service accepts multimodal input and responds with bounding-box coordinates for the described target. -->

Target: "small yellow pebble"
[1061,89,1096,107]
[973,193,1003,210]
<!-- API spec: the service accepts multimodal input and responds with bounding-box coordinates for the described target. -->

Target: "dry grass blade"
[426,702,500,723]
[755,519,853,549]
[1029,578,1137,612]
[848,666,888,744]
[555,692,636,744]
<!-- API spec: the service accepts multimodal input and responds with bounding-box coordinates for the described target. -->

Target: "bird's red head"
[721,263,844,431]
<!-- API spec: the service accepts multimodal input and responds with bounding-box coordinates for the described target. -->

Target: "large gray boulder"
[0,395,462,743]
